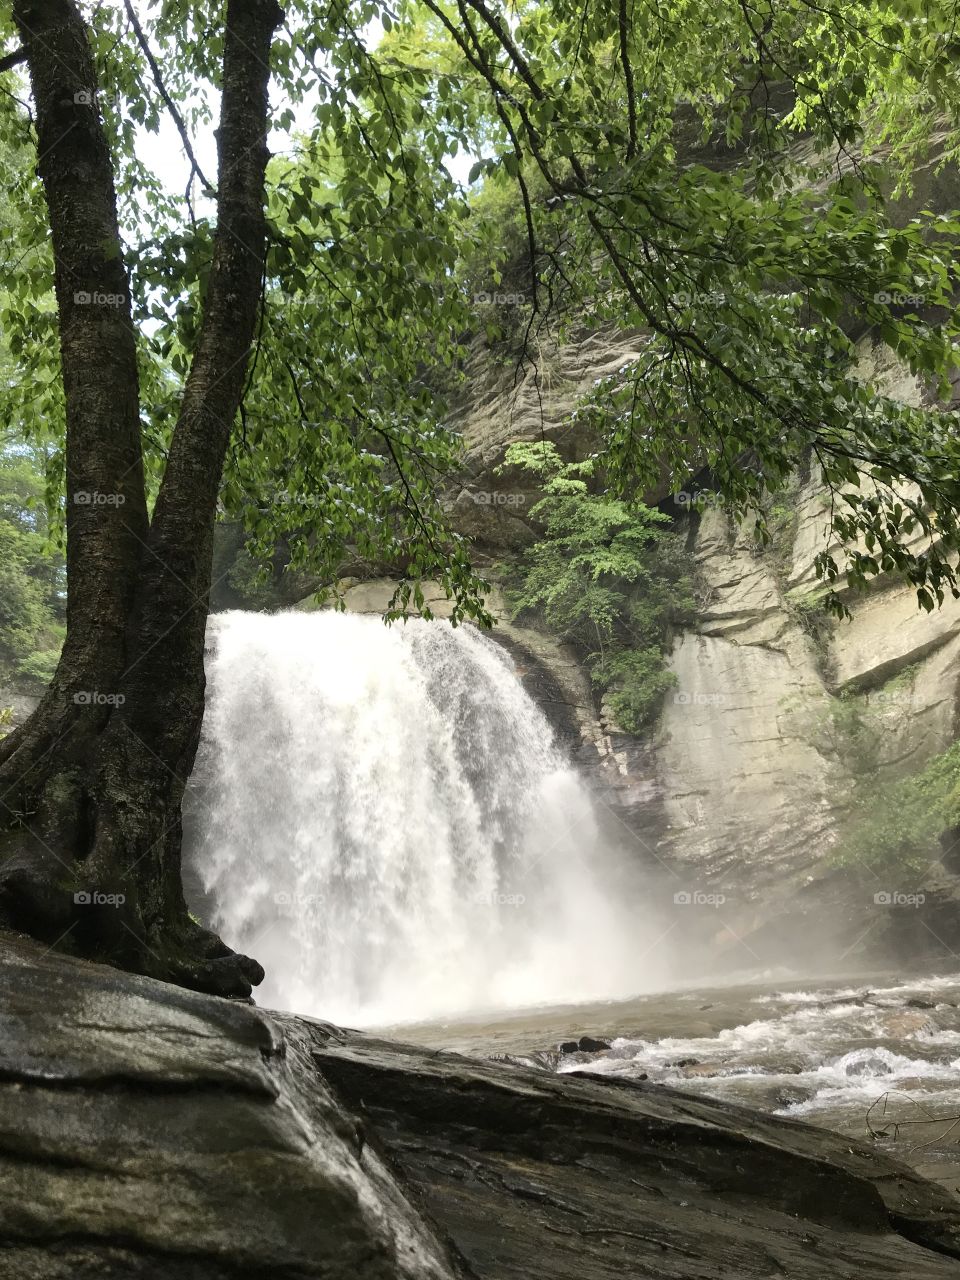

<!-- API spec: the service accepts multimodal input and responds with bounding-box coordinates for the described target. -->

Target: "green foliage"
[0,441,65,691]
[400,0,960,615]
[0,1,495,626]
[850,8,960,195]
[786,587,836,655]
[763,480,803,573]
[886,661,922,693]
[233,106,494,623]
[15,644,64,687]
[222,546,284,612]
[592,648,680,736]
[499,441,695,731]
[832,739,960,876]
[0,0,959,633]
[768,504,796,539]
[806,689,884,781]
[809,672,960,874]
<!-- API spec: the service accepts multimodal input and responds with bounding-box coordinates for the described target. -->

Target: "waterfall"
[190,609,661,1026]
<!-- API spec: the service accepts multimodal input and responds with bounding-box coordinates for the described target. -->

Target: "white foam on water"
[779,1046,960,1116]
[559,995,960,1112]
[751,987,872,1005]
[592,1002,889,1070]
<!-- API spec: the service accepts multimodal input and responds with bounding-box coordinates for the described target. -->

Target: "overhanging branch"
[0,46,26,73]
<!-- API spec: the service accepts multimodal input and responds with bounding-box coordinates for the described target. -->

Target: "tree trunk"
[0,0,282,997]
[0,0,148,791]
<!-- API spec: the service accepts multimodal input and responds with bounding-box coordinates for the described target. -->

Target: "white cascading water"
[190,609,662,1026]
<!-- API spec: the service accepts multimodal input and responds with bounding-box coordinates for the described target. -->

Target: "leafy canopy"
[413,0,960,615]
[0,0,959,624]
[0,0,495,623]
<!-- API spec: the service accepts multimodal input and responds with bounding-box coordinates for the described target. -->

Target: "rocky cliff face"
[638,348,960,959]
[653,481,960,958]
[437,325,960,966]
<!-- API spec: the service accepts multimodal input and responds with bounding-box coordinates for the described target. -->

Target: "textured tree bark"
[0,0,148,789]
[0,0,282,997]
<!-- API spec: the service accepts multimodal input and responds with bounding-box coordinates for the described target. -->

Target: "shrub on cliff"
[498,441,695,731]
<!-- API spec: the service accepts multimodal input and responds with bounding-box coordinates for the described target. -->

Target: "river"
[382,970,960,1194]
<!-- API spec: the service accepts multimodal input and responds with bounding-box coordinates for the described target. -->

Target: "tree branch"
[0,46,26,74]
[618,0,639,159]
[121,0,217,200]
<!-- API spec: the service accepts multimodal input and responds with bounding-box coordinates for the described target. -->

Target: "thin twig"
[122,0,216,198]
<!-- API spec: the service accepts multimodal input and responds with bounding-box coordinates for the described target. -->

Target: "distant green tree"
[0,441,64,692]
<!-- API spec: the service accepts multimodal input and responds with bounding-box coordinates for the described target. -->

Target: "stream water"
[384,972,960,1193]
[190,610,960,1197]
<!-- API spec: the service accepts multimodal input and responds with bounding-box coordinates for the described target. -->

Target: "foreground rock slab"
[308,1028,960,1279]
[0,937,459,1280]
[3,935,960,1278]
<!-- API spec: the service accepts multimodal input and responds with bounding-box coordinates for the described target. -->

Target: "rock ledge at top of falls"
[3,934,960,1279]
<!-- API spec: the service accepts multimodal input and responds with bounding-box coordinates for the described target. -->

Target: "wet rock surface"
[310,1026,960,1279]
[4,937,960,1278]
[0,936,460,1280]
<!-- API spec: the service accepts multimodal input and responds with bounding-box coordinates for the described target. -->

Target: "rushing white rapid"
[387,972,960,1189]
[190,609,661,1025]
